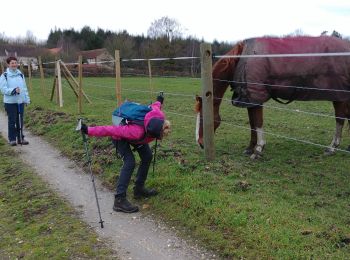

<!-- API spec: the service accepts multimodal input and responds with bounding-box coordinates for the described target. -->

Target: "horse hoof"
[324,148,335,156]
[243,148,254,155]
[250,153,261,160]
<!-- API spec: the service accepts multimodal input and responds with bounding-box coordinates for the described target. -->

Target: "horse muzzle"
[197,137,204,149]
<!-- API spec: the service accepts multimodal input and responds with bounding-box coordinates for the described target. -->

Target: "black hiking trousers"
[4,103,24,142]
[114,139,153,197]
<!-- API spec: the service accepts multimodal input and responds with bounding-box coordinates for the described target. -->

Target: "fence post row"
[56,60,63,107]
[148,59,154,100]
[200,43,215,161]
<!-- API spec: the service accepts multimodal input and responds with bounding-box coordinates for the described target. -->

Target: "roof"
[0,44,44,57]
[47,47,62,55]
[78,48,110,59]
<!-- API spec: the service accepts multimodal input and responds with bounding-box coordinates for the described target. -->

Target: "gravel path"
[0,111,217,260]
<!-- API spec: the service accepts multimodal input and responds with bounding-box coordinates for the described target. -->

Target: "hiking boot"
[18,139,29,145]
[133,186,158,199]
[9,141,17,146]
[113,196,139,213]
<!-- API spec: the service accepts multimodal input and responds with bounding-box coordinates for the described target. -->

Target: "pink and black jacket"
[87,101,165,144]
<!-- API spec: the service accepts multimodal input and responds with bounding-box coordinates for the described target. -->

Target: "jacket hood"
[146,118,164,139]
[6,68,22,76]
[144,101,165,139]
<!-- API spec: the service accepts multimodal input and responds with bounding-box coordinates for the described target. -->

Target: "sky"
[2,0,350,43]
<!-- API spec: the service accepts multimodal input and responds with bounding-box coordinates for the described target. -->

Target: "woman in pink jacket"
[81,95,170,213]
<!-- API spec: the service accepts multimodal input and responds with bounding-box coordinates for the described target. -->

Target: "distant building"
[0,45,41,70]
[78,48,113,64]
[47,47,63,57]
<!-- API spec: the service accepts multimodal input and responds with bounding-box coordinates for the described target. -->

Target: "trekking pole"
[76,119,104,228]
[17,103,23,146]
[152,138,158,175]
[152,91,163,175]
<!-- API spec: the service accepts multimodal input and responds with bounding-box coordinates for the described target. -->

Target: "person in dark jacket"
[0,57,30,146]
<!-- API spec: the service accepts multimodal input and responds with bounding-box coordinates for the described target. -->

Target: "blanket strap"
[271,97,294,105]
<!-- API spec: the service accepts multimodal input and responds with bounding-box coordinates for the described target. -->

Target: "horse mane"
[213,41,244,74]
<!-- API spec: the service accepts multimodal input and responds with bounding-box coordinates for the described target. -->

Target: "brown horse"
[195,36,350,159]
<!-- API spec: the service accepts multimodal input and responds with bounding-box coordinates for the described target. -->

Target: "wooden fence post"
[0,61,4,74]
[56,60,63,107]
[27,62,32,90]
[50,61,57,101]
[78,55,83,114]
[148,59,154,99]
[115,50,122,105]
[200,43,215,161]
[38,56,46,96]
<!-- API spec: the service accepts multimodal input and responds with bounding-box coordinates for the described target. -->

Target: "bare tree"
[147,16,183,41]
[24,30,37,45]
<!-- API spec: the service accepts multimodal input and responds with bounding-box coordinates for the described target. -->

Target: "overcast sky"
[3,0,350,43]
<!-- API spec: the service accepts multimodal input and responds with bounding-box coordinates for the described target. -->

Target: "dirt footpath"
[0,111,217,260]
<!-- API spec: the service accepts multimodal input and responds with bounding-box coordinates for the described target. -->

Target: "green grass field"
[16,75,350,258]
[0,137,117,259]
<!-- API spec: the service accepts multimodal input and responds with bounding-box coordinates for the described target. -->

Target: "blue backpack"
[112,101,152,126]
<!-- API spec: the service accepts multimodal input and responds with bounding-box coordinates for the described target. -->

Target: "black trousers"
[114,139,153,196]
[4,103,24,142]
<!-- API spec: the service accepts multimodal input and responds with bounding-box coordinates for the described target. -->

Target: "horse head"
[195,42,244,148]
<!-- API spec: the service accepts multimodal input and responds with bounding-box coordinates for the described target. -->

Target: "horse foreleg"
[249,106,266,160]
[244,107,257,155]
[325,122,343,155]
[325,102,345,155]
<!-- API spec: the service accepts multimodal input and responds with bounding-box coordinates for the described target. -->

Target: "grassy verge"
[17,76,350,258]
[0,137,117,259]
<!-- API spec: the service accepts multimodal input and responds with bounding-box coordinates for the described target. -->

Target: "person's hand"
[156,95,164,104]
[81,123,88,134]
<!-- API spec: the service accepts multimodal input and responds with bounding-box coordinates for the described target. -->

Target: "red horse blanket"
[232,36,350,107]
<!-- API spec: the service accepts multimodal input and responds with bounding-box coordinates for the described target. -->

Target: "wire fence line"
[214,52,350,59]
[77,91,350,154]
[41,72,348,146]
[53,78,342,139]
[42,56,200,66]
[214,78,350,94]
[79,81,345,121]
[39,62,350,95]
[38,51,350,156]
[40,51,350,66]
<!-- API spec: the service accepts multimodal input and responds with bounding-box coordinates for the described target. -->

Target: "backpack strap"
[2,72,23,81]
